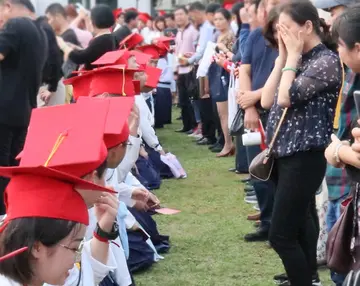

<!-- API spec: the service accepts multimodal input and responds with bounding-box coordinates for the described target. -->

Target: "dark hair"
[189,1,206,12]
[45,3,67,18]
[0,0,35,12]
[124,10,138,24]
[266,1,337,52]
[90,4,115,29]
[215,8,232,21]
[164,13,174,20]
[0,218,80,284]
[154,16,165,29]
[263,5,280,48]
[232,2,244,37]
[175,5,188,14]
[96,158,108,178]
[206,3,221,14]
[332,4,360,49]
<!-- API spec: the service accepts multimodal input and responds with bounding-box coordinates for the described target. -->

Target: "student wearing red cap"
[0,102,121,286]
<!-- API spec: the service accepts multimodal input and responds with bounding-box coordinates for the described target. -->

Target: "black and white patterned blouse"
[266,43,342,158]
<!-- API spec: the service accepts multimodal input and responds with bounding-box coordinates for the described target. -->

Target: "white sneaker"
[244,195,258,204]
[253,204,260,211]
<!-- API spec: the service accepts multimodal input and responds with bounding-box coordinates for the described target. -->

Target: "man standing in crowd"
[0,0,47,214]
[45,3,81,46]
[237,0,278,242]
[187,2,217,145]
[113,9,139,46]
[175,6,199,133]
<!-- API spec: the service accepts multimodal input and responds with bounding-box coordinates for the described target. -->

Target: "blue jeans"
[246,145,275,230]
[326,199,347,286]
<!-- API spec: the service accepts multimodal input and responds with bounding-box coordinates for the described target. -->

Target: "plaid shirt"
[326,70,360,201]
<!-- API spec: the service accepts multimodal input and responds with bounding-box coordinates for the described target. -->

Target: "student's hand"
[240,7,249,24]
[234,67,240,78]
[244,107,260,130]
[94,193,119,233]
[132,188,150,202]
[128,104,140,136]
[352,122,360,144]
[134,200,150,212]
[147,193,160,209]
[139,146,149,159]
[178,57,189,66]
[217,43,228,52]
[279,24,303,58]
[237,90,258,109]
[56,36,66,50]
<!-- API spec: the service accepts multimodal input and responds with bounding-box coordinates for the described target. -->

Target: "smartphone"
[354,90,360,118]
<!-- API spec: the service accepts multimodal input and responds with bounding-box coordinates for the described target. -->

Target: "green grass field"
[135,108,333,286]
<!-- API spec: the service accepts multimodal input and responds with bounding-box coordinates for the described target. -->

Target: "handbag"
[326,197,354,274]
[249,108,288,181]
[229,108,244,136]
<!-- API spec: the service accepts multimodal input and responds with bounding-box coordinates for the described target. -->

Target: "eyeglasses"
[59,238,85,263]
[121,140,133,147]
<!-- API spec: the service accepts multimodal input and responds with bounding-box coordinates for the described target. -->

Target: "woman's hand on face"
[279,24,303,58]
[276,25,287,66]
[94,193,119,233]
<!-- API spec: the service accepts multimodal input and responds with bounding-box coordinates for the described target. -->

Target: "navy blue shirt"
[266,44,342,158]
[242,28,278,91]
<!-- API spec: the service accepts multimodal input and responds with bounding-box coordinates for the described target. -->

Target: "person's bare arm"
[261,59,283,109]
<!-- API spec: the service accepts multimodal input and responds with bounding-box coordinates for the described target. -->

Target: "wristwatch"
[94,222,119,240]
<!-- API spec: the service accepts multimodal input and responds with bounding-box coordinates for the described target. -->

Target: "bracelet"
[282,67,297,73]
[334,142,344,163]
[93,232,109,243]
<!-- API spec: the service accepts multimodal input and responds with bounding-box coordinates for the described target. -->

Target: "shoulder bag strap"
[267,108,288,152]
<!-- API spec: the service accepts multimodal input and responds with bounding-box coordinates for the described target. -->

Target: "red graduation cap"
[125,7,138,12]
[158,10,166,16]
[145,66,162,88]
[18,101,111,181]
[76,97,135,149]
[130,50,153,68]
[138,12,152,24]
[63,71,93,100]
[92,50,131,66]
[119,33,144,50]
[89,65,138,97]
[136,44,161,59]
[113,8,123,19]
[0,164,114,262]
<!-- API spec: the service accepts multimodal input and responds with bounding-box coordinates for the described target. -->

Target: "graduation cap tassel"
[122,68,126,96]
[44,131,68,167]
[0,247,28,262]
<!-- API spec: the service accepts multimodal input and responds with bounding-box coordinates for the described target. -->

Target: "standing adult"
[45,3,81,46]
[113,9,139,47]
[186,2,217,145]
[175,6,199,133]
[0,0,47,214]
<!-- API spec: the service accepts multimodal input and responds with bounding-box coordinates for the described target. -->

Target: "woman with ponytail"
[261,1,342,286]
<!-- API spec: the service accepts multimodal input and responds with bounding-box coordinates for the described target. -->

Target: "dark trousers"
[269,150,326,286]
[235,135,248,173]
[212,100,224,146]
[177,73,196,131]
[154,87,172,128]
[0,124,27,214]
[199,98,216,142]
[246,145,275,229]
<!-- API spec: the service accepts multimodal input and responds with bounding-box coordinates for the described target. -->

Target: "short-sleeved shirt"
[241,28,278,91]
[0,17,47,127]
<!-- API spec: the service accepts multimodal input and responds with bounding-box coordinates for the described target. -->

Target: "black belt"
[159,81,171,85]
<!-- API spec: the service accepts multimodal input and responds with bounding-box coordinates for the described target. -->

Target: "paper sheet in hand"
[155,208,181,215]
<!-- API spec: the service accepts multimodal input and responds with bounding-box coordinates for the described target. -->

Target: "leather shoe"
[241,177,251,183]
[244,228,269,242]
[247,212,260,221]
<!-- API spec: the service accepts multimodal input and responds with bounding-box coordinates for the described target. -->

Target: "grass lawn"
[135,108,333,286]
